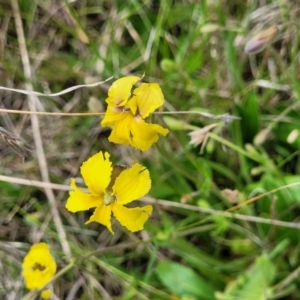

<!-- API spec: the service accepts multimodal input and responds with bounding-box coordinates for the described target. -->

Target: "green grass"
[1,0,300,299]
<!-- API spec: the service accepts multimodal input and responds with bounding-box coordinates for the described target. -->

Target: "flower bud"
[245,25,278,54]
[160,59,177,72]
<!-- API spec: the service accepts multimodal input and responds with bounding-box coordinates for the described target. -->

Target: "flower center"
[104,192,116,205]
[32,262,46,271]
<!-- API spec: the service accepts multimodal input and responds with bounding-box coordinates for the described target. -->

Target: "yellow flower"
[101,76,169,151]
[65,151,153,234]
[22,243,57,299]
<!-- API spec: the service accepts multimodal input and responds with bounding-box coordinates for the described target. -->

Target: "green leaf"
[216,255,275,300]
[238,92,260,143]
[156,260,216,299]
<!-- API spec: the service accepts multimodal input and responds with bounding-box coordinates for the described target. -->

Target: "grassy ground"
[1,0,300,299]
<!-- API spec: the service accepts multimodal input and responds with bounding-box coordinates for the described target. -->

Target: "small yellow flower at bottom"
[22,243,57,299]
[65,151,153,234]
[41,289,52,299]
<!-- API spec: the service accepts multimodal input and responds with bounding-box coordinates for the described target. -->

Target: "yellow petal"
[112,203,153,232]
[113,163,151,205]
[130,131,168,151]
[106,76,142,106]
[80,151,112,196]
[131,117,168,139]
[108,112,132,146]
[41,289,52,299]
[85,201,113,233]
[129,118,169,151]
[65,179,101,212]
[128,83,164,118]
[27,242,49,252]
[101,105,124,127]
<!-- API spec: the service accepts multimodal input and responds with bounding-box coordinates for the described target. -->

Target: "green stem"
[208,132,263,164]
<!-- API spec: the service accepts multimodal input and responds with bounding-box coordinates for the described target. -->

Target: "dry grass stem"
[11,0,71,260]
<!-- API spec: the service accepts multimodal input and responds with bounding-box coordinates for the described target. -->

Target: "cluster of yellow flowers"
[101,75,168,151]
[22,75,169,298]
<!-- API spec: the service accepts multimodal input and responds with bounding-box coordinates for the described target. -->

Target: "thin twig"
[0,109,105,116]
[155,111,241,123]
[227,180,300,212]
[0,108,240,124]
[11,0,71,260]
[0,174,300,230]
[0,77,113,97]
[0,175,71,191]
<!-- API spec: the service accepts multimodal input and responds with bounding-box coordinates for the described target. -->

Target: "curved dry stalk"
[0,174,300,231]
[0,109,105,116]
[0,107,240,124]
[0,78,113,97]
[11,0,71,260]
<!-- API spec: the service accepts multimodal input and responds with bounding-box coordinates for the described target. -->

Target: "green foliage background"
[1,0,300,299]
